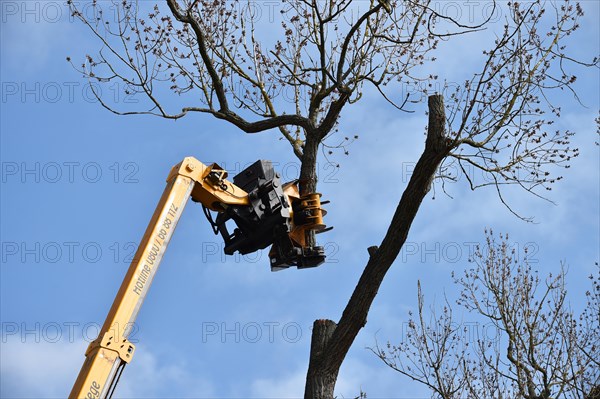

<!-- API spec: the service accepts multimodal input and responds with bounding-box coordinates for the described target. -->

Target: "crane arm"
[69,157,327,398]
[69,160,196,398]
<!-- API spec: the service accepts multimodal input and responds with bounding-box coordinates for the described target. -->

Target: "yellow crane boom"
[69,157,327,398]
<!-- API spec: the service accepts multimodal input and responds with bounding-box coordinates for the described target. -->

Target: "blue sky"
[1,1,598,398]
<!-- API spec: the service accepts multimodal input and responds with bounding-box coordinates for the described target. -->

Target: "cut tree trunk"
[304,94,450,398]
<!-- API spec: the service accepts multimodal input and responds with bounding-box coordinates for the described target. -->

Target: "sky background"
[1,1,599,398]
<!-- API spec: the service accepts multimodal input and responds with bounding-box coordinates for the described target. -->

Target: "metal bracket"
[85,333,136,364]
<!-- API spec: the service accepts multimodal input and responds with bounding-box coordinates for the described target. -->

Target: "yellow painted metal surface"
[70,159,203,398]
[169,157,249,210]
[69,347,121,399]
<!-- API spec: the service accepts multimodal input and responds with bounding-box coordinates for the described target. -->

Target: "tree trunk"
[299,130,321,247]
[304,319,339,398]
[299,131,320,195]
[303,95,450,398]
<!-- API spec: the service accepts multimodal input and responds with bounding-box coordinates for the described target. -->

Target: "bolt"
[186,163,196,172]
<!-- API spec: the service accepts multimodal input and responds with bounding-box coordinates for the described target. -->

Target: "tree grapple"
[200,160,328,270]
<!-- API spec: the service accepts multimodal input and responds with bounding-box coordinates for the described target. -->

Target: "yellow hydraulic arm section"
[69,157,251,398]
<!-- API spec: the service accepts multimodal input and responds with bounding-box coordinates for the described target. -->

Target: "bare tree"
[68,0,596,396]
[372,231,600,399]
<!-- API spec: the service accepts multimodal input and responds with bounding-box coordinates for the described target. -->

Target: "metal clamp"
[293,193,327,231]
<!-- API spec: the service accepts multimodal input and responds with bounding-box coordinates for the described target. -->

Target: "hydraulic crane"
[69,157,328,398]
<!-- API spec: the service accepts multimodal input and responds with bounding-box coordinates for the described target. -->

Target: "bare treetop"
[67,0,484,158]
[437,2,595,218]
[373,232,600,399]
[68,1,595,217]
